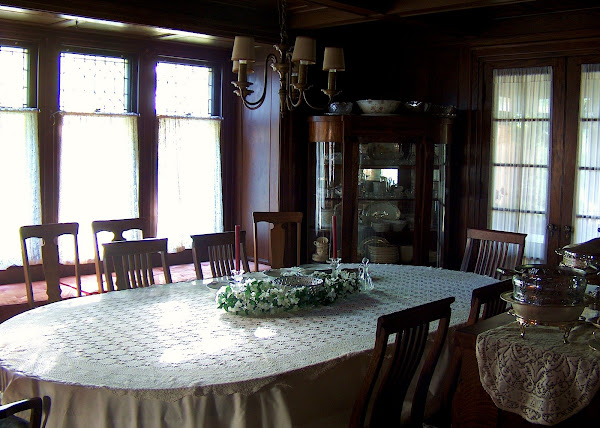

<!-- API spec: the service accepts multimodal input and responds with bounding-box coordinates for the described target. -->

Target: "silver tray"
[263,267,311,277]
[273,275,325,296]
[273,275,324,288]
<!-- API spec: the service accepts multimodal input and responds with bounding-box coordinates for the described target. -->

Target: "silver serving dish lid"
[501,264,589,306]
[556,238,600,268]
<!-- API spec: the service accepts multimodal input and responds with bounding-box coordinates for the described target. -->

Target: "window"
[57,51,139,262]
[0,45,41,269]
[155,61,223,252]
[572,64,600,244]
[489,67,552,263]
[486,58,600,263]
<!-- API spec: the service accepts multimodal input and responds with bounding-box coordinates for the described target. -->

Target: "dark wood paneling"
[237,44,281,265]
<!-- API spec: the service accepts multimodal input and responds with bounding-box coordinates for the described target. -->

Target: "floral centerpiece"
[216,269,361,316]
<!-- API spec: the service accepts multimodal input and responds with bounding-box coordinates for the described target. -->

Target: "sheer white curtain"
[57,112,139,262]
[157,116,223,253]
[573,64,600,244]
[0,109,41,269]
[489,67,552,263]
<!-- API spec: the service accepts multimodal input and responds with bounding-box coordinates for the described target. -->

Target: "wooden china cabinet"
[307,114,453,266]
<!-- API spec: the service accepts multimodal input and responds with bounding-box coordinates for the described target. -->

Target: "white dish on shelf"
[387,219,407,232]
[362,202,401,221]
[371,221,391,232]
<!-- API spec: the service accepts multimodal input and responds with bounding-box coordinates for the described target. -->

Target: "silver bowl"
[400,100,430,113]
[328,102,353,115]
[273,275,324,296]
[501,291,585,324]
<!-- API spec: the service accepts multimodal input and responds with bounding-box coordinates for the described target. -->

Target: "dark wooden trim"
[0,0,279,42]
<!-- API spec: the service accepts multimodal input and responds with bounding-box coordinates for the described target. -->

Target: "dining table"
[0,264,497,428]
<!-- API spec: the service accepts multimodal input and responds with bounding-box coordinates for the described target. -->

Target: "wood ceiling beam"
[289,0,393,16]
[288,0,535,29]
[289,8,378,30]
[387,0,535,17]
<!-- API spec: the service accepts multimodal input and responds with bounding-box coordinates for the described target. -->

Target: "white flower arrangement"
[216,269,361,316]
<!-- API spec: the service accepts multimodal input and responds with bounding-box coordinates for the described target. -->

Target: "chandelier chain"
[278,0,288,46]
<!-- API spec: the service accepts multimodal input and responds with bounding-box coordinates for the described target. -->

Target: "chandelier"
[231,0,345,113]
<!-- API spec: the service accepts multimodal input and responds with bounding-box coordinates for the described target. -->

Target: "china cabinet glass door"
[357,140,447,266]
[358,140,416,264]
[307,115,452,266]
[310,141,342,262]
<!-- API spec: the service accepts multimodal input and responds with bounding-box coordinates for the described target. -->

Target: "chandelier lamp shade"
[231,28,345,113]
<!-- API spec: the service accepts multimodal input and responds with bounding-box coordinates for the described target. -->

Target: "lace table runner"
[0,265,494,402]
[476,322,600,425]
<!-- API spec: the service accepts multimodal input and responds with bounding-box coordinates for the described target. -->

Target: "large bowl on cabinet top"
[356,99,400,115]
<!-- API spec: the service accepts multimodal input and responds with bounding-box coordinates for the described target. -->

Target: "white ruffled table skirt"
[476,322,600,425]
[0,264,495,428]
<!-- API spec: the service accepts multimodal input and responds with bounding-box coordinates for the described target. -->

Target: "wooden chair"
[92,218,146,293]
[0,397,43,428]
[466,279,513,326]
[102,238,172,291]
[253,212,303,271]
[190,231,250,280]
[460,228,527,279]
[20,223,81,308]
[350,296,455,428]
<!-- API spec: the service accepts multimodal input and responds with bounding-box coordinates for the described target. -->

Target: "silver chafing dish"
[498,264,595,342]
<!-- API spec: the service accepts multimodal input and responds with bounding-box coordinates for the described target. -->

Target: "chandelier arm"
[241,97,266,110]
[289,89,305,109]
[238,54,278,108]
[301,91,329,111]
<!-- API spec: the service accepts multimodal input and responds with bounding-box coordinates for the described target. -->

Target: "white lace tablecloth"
[476,322,600,425]
[0,264,494,428]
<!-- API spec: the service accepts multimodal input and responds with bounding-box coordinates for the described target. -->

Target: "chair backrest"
[102,238,171,291]
[460,228,527,279]
[466,279,513,326]
[20,222,81,308]
[92,218,146,293]
[253,211,303,271]
[0,397,43,428]
[350,296,455,428]
[190,231,251,280]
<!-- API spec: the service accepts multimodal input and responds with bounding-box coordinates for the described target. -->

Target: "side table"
[451,313,600,427]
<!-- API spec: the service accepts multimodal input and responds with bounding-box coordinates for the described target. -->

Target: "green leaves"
[216,272,361,316]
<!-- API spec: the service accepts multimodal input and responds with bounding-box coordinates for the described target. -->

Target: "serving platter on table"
[263,267,313,277]
[205,272,266,289]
